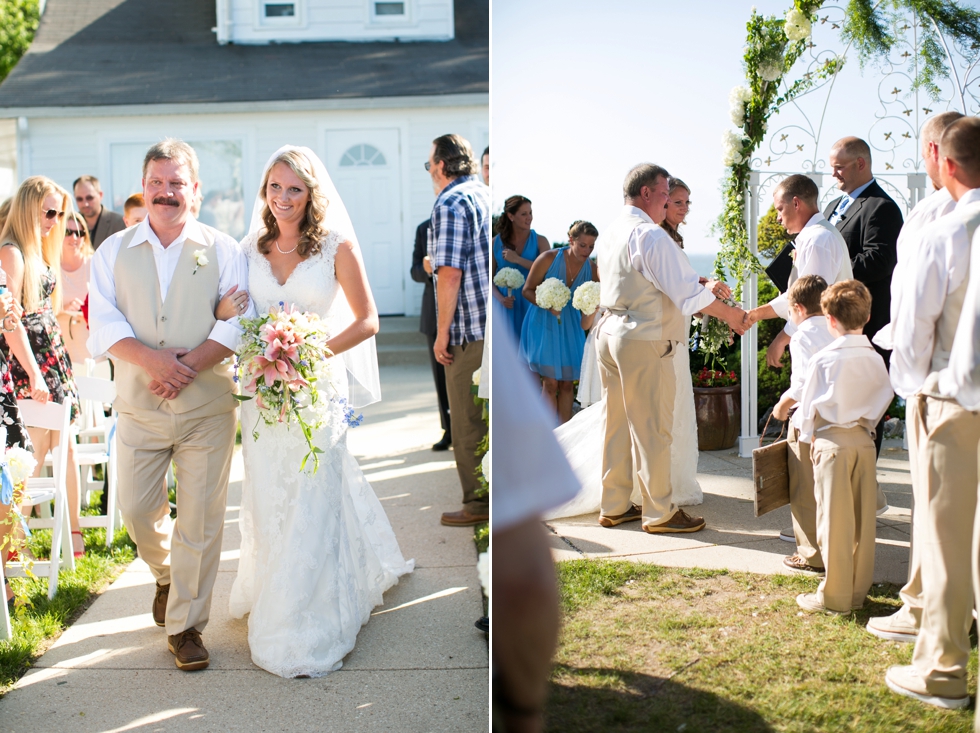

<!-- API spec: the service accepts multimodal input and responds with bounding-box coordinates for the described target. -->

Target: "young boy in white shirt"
[771,275,835,575]
[795,280,893,614]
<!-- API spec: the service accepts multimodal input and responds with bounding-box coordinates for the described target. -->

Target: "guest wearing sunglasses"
[58,212,93,365]
[73,175,125,249]
[0,176,83,556]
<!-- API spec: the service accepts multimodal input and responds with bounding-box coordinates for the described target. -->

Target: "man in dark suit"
[410,219,452,451]
[824,136,904,457]
[74,175,126,249]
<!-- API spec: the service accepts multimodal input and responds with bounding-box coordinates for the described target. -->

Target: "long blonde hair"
[1,176,67,313]
[256,150,330,258]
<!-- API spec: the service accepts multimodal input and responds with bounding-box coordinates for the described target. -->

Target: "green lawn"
[549,559,976,732]
[1,498,136,695]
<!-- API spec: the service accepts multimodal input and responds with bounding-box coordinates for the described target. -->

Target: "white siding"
[13,101,485,316]
[222,0,454,44]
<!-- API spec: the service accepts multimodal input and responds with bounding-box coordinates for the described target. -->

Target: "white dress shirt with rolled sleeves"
[886,189,980,399]
[797,334,893,443]
[873,187,956,352]
[626,214,716,316]
[769,213,852,335]
[938,200,980,409]
[785,315,836,431]
[87,217,254,358]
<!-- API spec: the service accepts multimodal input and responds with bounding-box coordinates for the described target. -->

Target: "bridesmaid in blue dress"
[520,220,599,423]
[492,195,550,341]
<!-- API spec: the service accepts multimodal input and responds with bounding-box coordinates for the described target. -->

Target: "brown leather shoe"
[168,629,210,671]
[783,553,825,574]
[152,583,170,627]
[643,508,706,534]
[598,504,642,528]
[441,509,489,526]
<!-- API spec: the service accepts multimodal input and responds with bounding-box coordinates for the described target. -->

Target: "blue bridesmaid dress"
[519,248,593,381]
[493,231,539,341]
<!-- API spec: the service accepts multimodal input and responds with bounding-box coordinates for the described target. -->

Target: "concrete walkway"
[548,439,912,586]
[0,362,488,732]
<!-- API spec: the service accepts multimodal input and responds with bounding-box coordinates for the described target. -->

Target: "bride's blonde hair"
[256,150,331,258]
[1,176,67,313]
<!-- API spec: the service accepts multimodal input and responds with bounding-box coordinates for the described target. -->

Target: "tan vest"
[113,225,236,415]
[922,203,980,395]
[596,208,686,341]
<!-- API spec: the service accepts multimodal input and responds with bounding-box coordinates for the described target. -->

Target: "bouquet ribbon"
[0,459,11,506]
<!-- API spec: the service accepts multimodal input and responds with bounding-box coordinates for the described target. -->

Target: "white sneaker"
[796,593,854,615]
[876,504,890,516]
[866,613,917,643]
[779,528,796,543]
[885,665,969,710]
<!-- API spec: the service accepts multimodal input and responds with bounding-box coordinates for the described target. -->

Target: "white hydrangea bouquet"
[535,277,571,323]
[0,444,39,569]
[571,281,601,316]
[234,301,359,473]
[493,267,525,296]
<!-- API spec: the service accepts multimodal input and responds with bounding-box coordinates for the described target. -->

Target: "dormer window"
[258,0,304,27]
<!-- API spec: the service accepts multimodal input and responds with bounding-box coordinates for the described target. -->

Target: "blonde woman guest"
[58,212,93,366]
[0,177,83,556]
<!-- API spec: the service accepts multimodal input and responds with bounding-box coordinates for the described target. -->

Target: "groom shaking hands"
[595,164,747,534]
[88,139,255,671]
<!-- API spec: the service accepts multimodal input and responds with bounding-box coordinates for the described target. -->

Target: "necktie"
[832,194,851,224]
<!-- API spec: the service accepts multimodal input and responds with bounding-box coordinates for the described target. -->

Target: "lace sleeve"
[240,231,260,262]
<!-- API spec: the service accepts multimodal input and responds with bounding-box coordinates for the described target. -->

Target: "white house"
[0,0,488,316]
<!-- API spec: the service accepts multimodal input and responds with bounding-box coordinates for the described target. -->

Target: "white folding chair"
[4,399,74,600]
[1,553,10,639]
[74,375,120,545]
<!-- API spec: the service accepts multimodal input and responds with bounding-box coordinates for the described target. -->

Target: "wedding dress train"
[228,231,414,678]
[547,322,703,520]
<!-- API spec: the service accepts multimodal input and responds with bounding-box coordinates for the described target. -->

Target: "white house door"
[324,129,403,315]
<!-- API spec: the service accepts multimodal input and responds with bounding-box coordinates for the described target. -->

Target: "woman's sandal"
[71,530,85,559]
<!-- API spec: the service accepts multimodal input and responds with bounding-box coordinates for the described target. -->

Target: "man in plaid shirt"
[427,133,490,526]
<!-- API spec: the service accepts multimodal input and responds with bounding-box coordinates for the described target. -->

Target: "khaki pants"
[115,402,237,636]
[811,425,878,612]
[893,396,926,631]
[597,332,676,529]
[908,393,980,698]
[787,423,822,567]
[444,339,488,514]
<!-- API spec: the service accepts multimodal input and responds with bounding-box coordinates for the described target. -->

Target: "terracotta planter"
[693,385,741,451]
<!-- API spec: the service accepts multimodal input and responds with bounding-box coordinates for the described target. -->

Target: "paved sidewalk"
[548,440,912,585]
[0,363,488,732]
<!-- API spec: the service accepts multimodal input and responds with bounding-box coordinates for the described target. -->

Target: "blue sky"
[492,0,979,258]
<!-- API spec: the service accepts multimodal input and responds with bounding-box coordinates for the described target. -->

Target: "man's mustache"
[152,197,180,207]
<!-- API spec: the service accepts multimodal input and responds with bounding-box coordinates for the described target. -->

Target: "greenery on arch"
[715,0,980,298]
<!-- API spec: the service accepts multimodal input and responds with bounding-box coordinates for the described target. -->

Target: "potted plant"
[691,311,741,451]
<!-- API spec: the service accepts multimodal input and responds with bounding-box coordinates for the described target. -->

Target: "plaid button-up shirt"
[429,175,490,345]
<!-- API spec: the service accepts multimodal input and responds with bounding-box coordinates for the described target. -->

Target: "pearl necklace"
[275,239,299,255]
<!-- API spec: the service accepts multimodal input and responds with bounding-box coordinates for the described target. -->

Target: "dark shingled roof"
[0,0,488,109]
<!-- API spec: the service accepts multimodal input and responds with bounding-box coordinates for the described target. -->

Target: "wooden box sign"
[752,439,790,517]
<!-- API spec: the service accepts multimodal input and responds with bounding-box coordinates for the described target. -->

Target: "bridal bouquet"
[535,277,571,323]
[571,281,601,316]
[493,267,525,295]
[234,302,351,473]
[0,445,39,573]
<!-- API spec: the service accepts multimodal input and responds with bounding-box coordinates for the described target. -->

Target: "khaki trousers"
[787,423,822,567]
[597,332,676,528]
[908,393,980,698]
[811,425,878,612]
[445,340,488,513]
[115,401,237,636]
[893,396,926,631]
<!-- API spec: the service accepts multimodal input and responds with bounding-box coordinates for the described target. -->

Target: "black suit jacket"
[823,180,903,342]
[410,220,436,337]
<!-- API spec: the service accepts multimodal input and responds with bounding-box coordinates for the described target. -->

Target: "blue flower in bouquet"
[337,397,364,428]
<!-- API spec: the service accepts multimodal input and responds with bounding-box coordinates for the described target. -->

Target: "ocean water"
[686,252,719,279]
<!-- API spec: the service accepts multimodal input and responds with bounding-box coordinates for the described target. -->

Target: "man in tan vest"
[87,139,254,671]
[880,118,980,710]
[594,164,747,533]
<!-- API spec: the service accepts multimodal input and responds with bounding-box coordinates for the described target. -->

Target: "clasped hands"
[146,348,199,400]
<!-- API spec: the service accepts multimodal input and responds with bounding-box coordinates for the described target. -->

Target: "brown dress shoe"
[782,553,825,574]
[168,629,210,671]
[441,509,489,526]
[152,583,170,627]
[643,508,706,534]
[598,504,642,528]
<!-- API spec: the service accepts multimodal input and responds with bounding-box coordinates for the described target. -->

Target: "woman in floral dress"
[0,177,82,555]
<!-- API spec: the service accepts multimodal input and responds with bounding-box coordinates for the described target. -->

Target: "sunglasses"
[65,229,83,238]
[43,209,65,221]
[424,161,431,171]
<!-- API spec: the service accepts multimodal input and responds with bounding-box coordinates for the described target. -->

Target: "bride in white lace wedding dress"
[227,146,413,678]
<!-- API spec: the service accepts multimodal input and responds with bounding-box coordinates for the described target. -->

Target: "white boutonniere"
[789,248,797,262]
[193,249,209,275]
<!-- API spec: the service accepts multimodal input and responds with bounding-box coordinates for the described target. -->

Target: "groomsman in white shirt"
[744,175,852,346]
[880,117,980,711]
[866,111,964,646]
